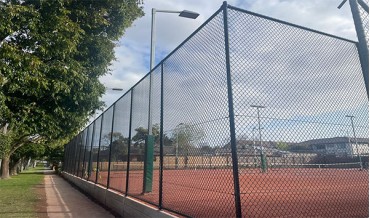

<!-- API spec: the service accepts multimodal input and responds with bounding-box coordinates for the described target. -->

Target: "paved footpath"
[44,171,115,218]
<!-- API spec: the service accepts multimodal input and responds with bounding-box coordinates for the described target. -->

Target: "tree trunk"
[10,158,21,176]
[14,158,22,175]
[1,139,27,179]
[19,158,24,172]
[24,158,31,170]
[1,155,10,179]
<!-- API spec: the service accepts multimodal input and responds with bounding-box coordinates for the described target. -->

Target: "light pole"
[149,9,199,71]
[252,127,257,147]
[92,87,124,121]
[251,105,267,172]
[252,127,264,147]
[175,123,185,169]
[345,115,363,170]
[340,129,353,158]
[252,127,258,167]
[148,8,199,135]
[144,9,199,193]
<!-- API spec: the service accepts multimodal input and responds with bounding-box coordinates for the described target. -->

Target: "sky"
[90,0,369,145]
[99,0,358,110]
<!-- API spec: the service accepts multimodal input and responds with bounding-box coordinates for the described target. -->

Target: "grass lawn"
[0,166,45,218]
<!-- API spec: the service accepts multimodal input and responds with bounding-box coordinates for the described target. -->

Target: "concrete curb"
[61,172,176,218]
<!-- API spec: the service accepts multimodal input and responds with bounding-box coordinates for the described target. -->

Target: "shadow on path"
[43,170,116,218]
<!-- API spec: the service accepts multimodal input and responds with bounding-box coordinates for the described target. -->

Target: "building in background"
[300,137,369,157]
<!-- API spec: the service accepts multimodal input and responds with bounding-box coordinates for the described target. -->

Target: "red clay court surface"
[90,168,368,217]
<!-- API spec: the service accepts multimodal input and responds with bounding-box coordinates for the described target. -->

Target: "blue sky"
[90,0,368,145]
[99,0,358,109]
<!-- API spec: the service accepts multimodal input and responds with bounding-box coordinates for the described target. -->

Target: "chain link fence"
[63,2,368,217]
[359,0,369,46]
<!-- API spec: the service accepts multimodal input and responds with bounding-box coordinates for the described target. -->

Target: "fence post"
[67,143,71,173]
[87,121,96,181]
[159,63,164,209]
[70,139,74,174]
[76,134,83,177]
[67,143,70,173]
[74,136,80,175]
[69,141,73,173]
[63,144,67,172]
[72,135,79,175]
[95,114,105,184]
[81,128,90,178]
[349,0,369,97]
[222,1,242,217]
[125,90,134,195]
[71,138,76,174]
[107,104,116,189]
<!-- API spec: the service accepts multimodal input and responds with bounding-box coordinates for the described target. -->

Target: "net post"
[222,1,242,217]
[261,153,268,173]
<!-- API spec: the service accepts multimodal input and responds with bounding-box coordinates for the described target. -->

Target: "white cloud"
[95,0,367,143]
[101,0,357,107]
[248,0,356,40]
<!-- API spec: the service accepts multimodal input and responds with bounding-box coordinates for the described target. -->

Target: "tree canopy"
[0,0,143,178]
[173,123,205,154]
[276,141,289,151]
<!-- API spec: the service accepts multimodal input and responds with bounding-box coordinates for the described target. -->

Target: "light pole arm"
[149,8,199,71]
[155,10,182,13]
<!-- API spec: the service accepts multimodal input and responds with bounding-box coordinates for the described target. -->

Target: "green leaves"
[276,141,289,151]
[0,0,143,163]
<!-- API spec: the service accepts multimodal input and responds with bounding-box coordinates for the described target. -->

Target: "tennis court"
[63,2,369,217]
[96,163,368,217]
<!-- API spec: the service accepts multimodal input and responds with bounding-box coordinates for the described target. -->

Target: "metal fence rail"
[63,2,368,217]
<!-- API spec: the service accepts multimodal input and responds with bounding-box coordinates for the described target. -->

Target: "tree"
[9,142,46,175]
[132,127,149,147]
[173,123,205,151]
[131,124,173,144]
[44,145,64,170]
[276,141,289,151]
[173,123,205,167]
[106,132,128,162]
[132,124,160,146]
[0,0,143,178]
